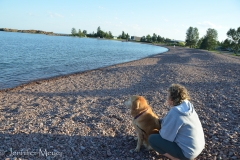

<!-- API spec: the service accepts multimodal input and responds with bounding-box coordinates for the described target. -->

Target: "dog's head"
[124,95,149,116]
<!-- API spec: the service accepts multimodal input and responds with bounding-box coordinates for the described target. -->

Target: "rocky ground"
[0,46,239,160]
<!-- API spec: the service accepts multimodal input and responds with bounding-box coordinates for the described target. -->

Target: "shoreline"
[0,46,239,159]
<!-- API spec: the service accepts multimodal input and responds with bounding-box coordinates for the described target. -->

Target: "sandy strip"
[0,46,239,159]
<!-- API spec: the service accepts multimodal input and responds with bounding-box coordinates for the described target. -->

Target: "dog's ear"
[132,99,140,110]
[131,99,140,116]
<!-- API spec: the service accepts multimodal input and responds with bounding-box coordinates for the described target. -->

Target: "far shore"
[0,28,70,36]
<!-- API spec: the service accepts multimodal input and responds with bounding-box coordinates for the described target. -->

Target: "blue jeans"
[148,134,190,160]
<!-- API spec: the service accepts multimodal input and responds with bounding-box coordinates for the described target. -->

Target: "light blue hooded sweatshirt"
[160,100,205,159]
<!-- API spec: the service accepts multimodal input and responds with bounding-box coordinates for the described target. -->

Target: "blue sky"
[1,0,239,41]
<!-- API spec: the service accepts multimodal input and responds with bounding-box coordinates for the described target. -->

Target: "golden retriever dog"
[124,95,160,152]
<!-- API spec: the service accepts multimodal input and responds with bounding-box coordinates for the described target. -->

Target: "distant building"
[113,36,118,39]
[131,36,141,41]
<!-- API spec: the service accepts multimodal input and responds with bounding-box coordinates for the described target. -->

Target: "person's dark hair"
[168,84,190,106]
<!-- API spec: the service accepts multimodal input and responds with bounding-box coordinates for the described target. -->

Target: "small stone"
[213,152,218,156]
[107,149,112,157]
[5,137,10,140]
[228,152,233,156]
[33,137,38,142]
[80,146,85,150]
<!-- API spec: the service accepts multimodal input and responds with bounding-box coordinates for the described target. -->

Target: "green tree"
[185,27,199,48]
[157,35,164,43]
[200,37,208,49]
[121,31,126,39]
[146,34,152,42]
[97,30,104,38]
[157,35,161,43]
[197,37,203,48]
[206,28,218,50]
[97,26,104,37]
[78,29,83,37]
[71,28,77,36]
[83,30,87,35]
[126,33,129,40]
[200,28,218,50]
[161,36,165,43]
[221,39,231,50]
[108,31,113,38]
[152,33,157,42]
[140,36,146,42]
[165,38,171,43]
[227,27,240,55]
[97,26,101,33]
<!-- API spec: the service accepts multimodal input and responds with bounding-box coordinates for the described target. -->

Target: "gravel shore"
[0,46,239,160]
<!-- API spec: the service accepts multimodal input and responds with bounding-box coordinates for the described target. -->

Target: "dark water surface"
[0,32,168,90]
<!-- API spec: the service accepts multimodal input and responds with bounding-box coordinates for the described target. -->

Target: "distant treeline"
[72,25,240,55]
[71,26,114,39]
[71,26,178,44]
[0,28,70,36]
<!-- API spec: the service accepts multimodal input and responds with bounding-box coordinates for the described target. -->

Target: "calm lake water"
[0,32,168,90]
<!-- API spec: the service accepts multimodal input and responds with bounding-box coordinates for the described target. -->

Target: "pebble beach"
[0,46,239,159]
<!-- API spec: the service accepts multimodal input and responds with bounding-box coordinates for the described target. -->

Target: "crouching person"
[149,84,205,160]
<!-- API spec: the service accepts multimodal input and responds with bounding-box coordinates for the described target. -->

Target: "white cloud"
[105,21,112,25]
[174,29,180,33]
[127,24,141,31]
[196,21,231,41]
[47,12,64,18]
[161,16,168,22]
[197,21,222,29]
[98,6,104,10]
[181,24,187,28]
[27,12,38,17]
